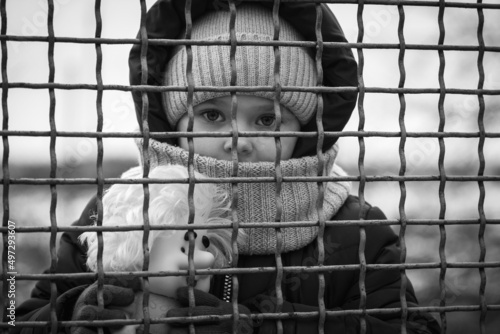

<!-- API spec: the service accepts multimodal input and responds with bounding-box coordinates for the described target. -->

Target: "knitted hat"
[163,4,318,127]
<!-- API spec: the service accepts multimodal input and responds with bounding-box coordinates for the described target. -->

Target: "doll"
[79,165,238,334]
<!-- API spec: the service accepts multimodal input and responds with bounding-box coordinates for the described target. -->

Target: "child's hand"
[166,287,253,334]
[71,276,142,334]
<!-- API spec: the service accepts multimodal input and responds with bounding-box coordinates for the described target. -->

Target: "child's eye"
[201,110,224,122]
[257,115,276,127]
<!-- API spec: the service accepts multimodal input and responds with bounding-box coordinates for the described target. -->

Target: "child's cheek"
[254,136,296,161]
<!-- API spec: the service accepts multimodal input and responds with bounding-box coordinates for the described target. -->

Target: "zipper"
[222,274,232,302]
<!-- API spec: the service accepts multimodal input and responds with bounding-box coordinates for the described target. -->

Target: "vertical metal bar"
[227,2,241,333]
[183,2,197,333]
[94,2,106,334]
[141,168,151,334]
[141,186,152,334]
[138,0,150,178]
[138,0,151,332]
[313,4,326,334]
[437,1,447,333]
[228,0,239,177]
[47,0,58,331]
[396,3,408,334]
[46,1,59,333]
[475,1,487,333]
[271,2,284,334]
[1,0,10,332]
[356,1,368,334]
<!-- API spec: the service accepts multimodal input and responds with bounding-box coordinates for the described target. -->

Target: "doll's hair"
[79,165,243,272]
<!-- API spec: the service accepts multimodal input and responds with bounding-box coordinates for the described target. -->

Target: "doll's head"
[80,165,236,297]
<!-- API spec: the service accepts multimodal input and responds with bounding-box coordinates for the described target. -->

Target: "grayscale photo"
[1,0,499,333]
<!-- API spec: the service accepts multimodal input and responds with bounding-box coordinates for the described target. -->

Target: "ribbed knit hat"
[164,4,318,127]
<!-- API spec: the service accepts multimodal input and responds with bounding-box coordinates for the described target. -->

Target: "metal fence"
[1,0,500,333]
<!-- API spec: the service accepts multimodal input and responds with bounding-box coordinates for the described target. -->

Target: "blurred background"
[1,0,499,332]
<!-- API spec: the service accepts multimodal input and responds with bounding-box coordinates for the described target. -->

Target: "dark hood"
[129,0,358,158]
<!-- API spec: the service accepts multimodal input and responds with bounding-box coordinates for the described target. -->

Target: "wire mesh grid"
[1,0,500,334]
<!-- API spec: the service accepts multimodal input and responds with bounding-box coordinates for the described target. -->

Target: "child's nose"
[223,137,254,158]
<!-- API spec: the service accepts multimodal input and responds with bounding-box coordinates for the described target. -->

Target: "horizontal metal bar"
[3,175,500,186]
[4,260,500,282]
[2,82,500,95]
[252,0,500,8]
[1,34,499,52]
[4,303,500,329]
[1,218,499,234]
[1,130,500,139]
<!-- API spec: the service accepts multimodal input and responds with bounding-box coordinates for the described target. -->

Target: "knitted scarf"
[137,139,351,255]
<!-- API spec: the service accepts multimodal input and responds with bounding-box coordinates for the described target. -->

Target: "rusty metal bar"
[93,2,106,334]
[0,34,497,52]
[4,82,500,96]
[356,1,368,333]
[227,2,244,334]
[396,2,408,333]
[181,2,199,332]
[2,217,500,235]
[5,259,500,282]
[3,129,500,139]
[476,1,487,333]
[46,1,59,333]
[3,34,500,53]
[314,3,327,334]
[437,1,447,332]
[3,302,500,330]
[1,0,10,331]
[7,174,500,186]
[138,0,153,332]
[271,1,285,334]
[5,174,500,186]
[245,0,500,8]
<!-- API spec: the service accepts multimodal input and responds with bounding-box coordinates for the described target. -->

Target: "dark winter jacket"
[15,196,439,334]
[15,1,440,333]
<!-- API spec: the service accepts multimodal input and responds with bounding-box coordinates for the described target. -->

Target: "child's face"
[176,95,301,162]
[148,227,215,298]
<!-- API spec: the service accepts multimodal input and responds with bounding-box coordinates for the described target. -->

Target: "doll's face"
[148,227,215,297]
